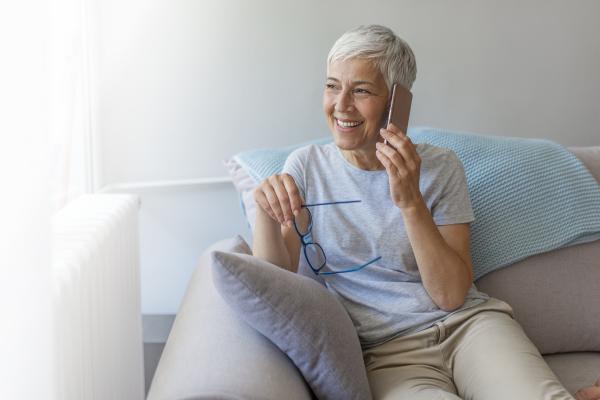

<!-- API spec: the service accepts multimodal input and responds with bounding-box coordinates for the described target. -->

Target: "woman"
[252,24,599,400]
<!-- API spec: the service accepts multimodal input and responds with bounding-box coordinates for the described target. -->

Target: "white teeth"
[336,119,363,128]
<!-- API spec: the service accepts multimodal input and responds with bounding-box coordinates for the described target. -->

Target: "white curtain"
[49,0,95,213]
[0,2,55,399]
[0,0,92,398]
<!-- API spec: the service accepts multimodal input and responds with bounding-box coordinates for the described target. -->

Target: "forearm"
[401,199,472,311]
[252,207,293,272]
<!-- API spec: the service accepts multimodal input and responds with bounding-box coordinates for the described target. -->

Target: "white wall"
[90,0,600,314]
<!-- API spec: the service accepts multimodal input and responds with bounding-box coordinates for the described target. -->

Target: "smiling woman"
[249,24,596,400]
[323,58,389,170]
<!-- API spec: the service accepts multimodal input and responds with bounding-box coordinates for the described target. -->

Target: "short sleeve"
[281,147,307,201]
[431,151,475,225]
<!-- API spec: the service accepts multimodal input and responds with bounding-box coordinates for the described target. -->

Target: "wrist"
[256,207,279,225]
[399,198,429,220]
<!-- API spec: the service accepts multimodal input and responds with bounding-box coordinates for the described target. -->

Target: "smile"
[336,118,364,128]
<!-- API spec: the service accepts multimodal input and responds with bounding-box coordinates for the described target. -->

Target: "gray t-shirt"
[282,141,490,349]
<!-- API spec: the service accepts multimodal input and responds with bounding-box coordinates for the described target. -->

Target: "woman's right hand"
[253,173,303,228]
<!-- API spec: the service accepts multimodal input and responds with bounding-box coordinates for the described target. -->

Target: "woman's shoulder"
[286,140,336,162]
[416,142,462,168]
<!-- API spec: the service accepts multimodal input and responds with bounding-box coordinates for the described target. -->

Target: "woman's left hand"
[375,123,424,212]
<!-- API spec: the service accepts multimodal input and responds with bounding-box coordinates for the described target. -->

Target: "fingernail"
[293,209,299,216]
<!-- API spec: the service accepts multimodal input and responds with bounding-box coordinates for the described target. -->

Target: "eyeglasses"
[293,200,382,276]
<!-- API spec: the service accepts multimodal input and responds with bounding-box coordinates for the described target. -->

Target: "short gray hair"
[327,25,417,90]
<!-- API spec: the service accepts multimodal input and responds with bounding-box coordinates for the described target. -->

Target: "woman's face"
[323,58,389,152]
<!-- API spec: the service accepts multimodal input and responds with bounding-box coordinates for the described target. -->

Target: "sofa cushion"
[211,249,372,400]
[475,239,600,355]
[147,235,314,400]
[569,146,600,183]
[544,352,600,396]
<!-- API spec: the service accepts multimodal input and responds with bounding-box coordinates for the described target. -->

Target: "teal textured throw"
[233,127,600,279]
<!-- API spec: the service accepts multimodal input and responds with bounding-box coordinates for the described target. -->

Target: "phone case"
[384,83,413,145]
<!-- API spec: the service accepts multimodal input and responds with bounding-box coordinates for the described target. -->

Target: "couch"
[148,146,600,399]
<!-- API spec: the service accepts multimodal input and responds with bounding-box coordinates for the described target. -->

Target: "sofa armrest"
[148,237,313,400]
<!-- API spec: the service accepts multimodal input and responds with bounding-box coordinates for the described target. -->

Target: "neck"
[339,145,385,171]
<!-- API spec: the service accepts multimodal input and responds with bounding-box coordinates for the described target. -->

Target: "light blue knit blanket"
[233,127,600,279]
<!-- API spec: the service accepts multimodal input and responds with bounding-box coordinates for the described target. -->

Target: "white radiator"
[52,194,144,400]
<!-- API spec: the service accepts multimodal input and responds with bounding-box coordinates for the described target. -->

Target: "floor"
[143,314,175,397]
[144,342,166,397]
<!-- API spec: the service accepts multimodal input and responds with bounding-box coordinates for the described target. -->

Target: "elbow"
[439,299,464,312]
[437,291,468,312]
[439,267,473,312]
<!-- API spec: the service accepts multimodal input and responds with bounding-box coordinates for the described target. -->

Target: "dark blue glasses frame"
[293,200,382,276]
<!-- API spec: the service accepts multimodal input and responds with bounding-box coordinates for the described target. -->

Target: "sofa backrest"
[475,146,600,355]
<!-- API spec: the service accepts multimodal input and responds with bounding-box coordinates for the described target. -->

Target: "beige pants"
[363,297,574,400]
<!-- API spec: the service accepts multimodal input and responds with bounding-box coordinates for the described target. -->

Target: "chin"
[331,129,375,151]
[331,132,354,148]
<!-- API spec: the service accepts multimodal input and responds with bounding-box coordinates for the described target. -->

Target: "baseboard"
[143,314,176,343]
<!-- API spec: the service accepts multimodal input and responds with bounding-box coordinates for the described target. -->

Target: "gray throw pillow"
[211,250,372,400]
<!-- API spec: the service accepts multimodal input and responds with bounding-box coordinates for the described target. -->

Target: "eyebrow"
[326,77,376,86]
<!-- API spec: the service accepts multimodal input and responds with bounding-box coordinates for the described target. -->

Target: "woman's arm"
[252,174,304,273]
[252,207,294,271]
[253,206,307,274]
[402,201,473,311]
[376,125,473,311]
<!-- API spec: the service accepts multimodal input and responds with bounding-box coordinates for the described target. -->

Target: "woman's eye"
[354,88,371,94]
[325,83,338,90]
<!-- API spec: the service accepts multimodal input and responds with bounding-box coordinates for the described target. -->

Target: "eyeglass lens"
[304,242,326,270]
[294,207,312,236]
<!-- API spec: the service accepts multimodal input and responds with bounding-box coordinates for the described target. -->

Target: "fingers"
[267,179,288,224]
[282,174,302,216]
[383,124,417,155]
[375,146,397,175]
[378,125,420,173]
[253,173,303,226]
[376,140,406,178]
[254,183,279,222]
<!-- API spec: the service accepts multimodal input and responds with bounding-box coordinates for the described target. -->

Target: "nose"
[334,89,354,113]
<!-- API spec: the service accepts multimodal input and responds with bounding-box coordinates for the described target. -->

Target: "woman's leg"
[443,300,574,400]
[364,325,461,400]
[367,363,461,400]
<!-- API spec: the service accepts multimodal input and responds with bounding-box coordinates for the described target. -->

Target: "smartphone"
[384,83,413,145]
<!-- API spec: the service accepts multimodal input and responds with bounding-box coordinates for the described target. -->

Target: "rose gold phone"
[384,83,413,145]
